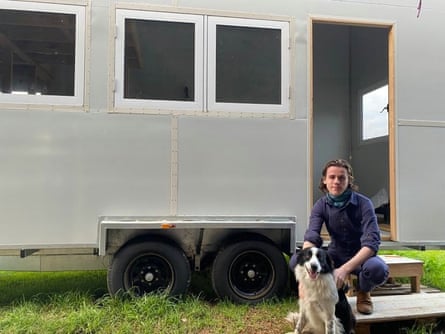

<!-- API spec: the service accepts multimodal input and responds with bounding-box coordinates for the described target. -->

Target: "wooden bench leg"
[355,323,371,334]
[411,276,421,293]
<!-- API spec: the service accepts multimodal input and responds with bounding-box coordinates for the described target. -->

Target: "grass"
[0,270,295,334]
[0,250,443,333]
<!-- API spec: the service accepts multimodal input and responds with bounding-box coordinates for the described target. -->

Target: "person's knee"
[359,257,389,291]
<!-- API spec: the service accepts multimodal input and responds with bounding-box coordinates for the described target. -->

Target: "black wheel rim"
[228,250,275,300]
[124,253,174,296]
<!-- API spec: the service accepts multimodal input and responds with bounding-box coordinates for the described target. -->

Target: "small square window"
[215,25,281,104]
[115,10,204,111]
[208,17,289,113]
[0,2,85,106]
[124,19,195,102]
[362,84,388,141]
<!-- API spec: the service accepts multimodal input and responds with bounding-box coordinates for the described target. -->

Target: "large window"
[361,84,388,141]
[115,10,289,114]
[0,1,85,105]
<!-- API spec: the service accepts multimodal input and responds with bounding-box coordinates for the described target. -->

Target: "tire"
[211,239,288,304]
[108,241,191,297]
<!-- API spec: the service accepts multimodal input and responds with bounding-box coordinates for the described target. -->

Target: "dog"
[286,247,355,334]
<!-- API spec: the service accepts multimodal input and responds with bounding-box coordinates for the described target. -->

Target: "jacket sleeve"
[359,196,381,253]
[303,198,325,248]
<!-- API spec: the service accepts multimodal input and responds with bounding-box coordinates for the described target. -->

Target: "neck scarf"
[327,188,352,208]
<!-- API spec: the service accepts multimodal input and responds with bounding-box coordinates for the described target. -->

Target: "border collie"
[286,247,355,334]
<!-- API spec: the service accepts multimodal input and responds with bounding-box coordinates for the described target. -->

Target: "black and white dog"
[286,247,355,334]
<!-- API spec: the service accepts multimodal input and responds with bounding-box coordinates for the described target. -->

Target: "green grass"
[0,270,295,333]
[0,250,443,333]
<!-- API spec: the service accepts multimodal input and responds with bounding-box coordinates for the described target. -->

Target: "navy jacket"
[304,191,381,258]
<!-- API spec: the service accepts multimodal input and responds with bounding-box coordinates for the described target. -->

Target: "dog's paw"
[285,311,299,327]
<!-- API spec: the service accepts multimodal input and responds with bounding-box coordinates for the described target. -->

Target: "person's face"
[323,166,349,196]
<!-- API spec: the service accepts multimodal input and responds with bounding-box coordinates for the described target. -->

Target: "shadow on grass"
[0,270,108,306]
[0,268,296,307]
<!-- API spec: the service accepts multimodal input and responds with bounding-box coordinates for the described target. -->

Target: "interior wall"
[349,27,389,199]
[313,24,388,203]
[312,24,351,201]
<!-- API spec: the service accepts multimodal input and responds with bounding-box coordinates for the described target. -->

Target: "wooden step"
[349,292,445,334]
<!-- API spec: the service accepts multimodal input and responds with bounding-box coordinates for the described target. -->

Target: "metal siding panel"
[0,111,171,246]
[397,126,445,242]
[395,7,445,122]
[177,117,307,240]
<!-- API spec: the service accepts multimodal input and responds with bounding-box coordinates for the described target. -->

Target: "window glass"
[215,25,281,104]
[124,19,195,101]
[362,84,388,140]
[0,4,83,105]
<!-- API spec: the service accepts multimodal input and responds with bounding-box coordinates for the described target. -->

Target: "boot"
[356,290,373,314]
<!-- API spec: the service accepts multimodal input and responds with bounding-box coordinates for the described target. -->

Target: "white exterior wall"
[1,0,445,247]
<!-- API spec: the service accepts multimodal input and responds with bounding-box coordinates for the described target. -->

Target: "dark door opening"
[311,21,394,240]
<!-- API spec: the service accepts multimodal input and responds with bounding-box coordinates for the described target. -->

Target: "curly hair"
[318,159,359,193]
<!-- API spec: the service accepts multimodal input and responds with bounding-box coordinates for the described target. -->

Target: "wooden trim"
[388,25,397,241]
[308,18,314,208]
[309,17,396,242]
[310,16,394,29]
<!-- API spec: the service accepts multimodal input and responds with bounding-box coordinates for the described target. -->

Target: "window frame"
[207,16,290,113]
[0,0,86,106]
[114,10,204,111]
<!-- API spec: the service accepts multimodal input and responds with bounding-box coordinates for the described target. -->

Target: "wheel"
[211,239,288,304]
[108,241,191,297]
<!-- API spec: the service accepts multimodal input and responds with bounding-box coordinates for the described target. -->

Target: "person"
[290,158,389,315]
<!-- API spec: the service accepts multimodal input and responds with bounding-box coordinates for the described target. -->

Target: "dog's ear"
[295,248,305,264]
[320,249,335,273]
[327,252,335,270]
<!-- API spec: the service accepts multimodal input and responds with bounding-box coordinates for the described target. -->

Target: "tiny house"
[0,0,443,302]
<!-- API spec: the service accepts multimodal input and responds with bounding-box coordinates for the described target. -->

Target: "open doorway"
[310,20,395,241]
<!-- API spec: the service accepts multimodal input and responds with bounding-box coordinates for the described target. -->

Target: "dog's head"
[295,247,334,280]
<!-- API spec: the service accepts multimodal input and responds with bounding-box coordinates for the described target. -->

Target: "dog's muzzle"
[306,264,320,280]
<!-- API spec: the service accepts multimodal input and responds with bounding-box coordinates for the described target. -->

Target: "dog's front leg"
[295,309,307,334]
[325,319,335,334]
[326,318,343,334]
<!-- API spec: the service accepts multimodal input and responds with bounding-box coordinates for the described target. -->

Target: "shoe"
[356,290,373,314]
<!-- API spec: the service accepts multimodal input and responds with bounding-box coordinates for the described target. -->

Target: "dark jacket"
[304,191,381,259]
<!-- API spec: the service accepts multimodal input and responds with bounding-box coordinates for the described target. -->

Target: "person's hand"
[334,267,349,289]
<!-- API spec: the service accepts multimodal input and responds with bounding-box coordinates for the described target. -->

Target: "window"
[114,10,289,114]
[115,10,204,111]
[361,84,388,141]
[207,17,289,113]
[0,1,85,105]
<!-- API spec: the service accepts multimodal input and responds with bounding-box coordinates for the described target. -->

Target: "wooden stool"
[347,254,424,295]
[378,254,423,293]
